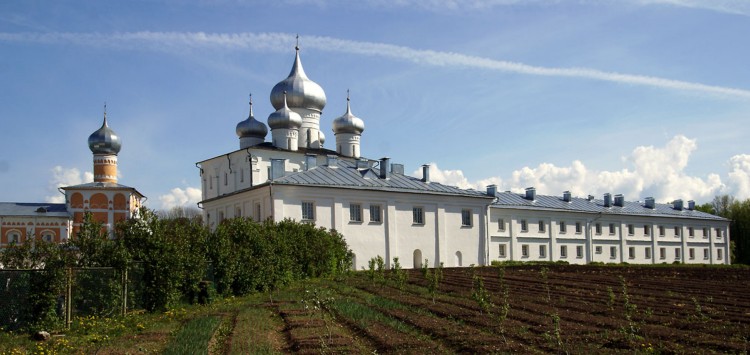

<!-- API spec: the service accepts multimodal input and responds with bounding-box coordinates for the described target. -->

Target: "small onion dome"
[236,95,268,139]
[88,109,121,155]
[332,94,365,135]
[268,92,302,130]
[270,46,326,113]
[318,130,326,145]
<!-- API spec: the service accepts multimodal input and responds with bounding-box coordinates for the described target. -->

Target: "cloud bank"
[420,135,749,203]
[45,166,93,203]
[158,186,202,210]
[2,31,749,100]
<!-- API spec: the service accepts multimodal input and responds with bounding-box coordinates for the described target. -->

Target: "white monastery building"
[196,45,731,269]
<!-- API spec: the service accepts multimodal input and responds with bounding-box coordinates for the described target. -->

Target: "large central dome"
[270,47,326,113]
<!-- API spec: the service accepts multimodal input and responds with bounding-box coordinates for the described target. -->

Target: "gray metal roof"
[272,160,491,199]
[492,191,726,221]
[61,182,144,197]
[0,202,69,218]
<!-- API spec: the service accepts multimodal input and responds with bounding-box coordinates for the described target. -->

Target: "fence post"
[66,267,72,329]
[122,267,128,316]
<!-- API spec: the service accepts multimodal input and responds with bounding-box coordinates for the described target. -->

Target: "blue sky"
[1,0,749,210]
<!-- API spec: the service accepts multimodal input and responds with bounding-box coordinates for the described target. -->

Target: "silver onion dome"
[268,92,303,130]
[236,95,268,139]
[88,108,121,155]
[318,130,326,145]
[332,93,365,135]
[270,46,326,113]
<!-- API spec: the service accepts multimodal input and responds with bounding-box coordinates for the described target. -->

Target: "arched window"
[455,251,463,267]
[6,230,21,244]
[40,230,55,243]
[90,193,108,209]
[413,249,423,269]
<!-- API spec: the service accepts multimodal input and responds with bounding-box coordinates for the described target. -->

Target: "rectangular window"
[718,249,723,260]
[675,248,681,260]
[560,245,567,258]
[302,202,315,221]
[659,226,665,237]
[413,207,424,225]
[461,209,472,227]
[716,228,722,239]
[235,207,242,218]
[498,218,505,231]
[627,224,634,236]
[575,222,582,234]
[255,203,261,222]
[520,220,528,232]
[645,247,652,259]
[538,220,545,233]
[644,225,651,236]
[609,223,616,235]
[560,221,567,234]
[702,227,708,239]
[660,247,666,260]
[595,246,602,254]
[240,168,244,183]
[224,172,228,186]
[610,246,617,259]
[576,246,583,258]
[349,203,362,222]
[703,248,709,260]
[674,226,681,238]
[688,227,694,238]
[595,223,602,235]
[539,245,546,258]
[522,244,529,258]
[499,244,507,258]
[629,247,635,259]
[369,204,382,223]
[689,248,695,260]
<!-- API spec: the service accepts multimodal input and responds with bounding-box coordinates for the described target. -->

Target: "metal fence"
[0,263,146,331]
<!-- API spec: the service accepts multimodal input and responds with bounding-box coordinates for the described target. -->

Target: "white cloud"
[425,135,743,203]
[45,166,93,203]
[636,0,750,16]
[158,187,202,211]
[2,31,749,100]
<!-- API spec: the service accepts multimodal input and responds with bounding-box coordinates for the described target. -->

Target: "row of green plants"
[0,208,353,333]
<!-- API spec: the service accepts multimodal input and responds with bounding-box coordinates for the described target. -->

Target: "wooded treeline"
[697,195,750,264]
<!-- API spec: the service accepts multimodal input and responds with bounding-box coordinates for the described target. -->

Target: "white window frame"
[560,245,567,258]
[703,248,709,260]
[659,226,665,237]
[689,248,695,260]
[610,246,617,259]
[609,223,616,235]
[302,201,315,221]
[539,245,546,258]
[718,249,723,260]
[660,247,666,260]
[645,247,652,259]
[674,226,681,238]
[521,244,529,258]
[498,218,505,231]
[520,219,528,232]
[675,248,681,260]
[575,222,582,234]
[627,224,634,236]
[595,246,602,254]
[688,227,694,238]
[559,221,567,234]
[576,246,583,259]
[369,204,382,223]
[595,223,602,235]
[412,207,424,225]
[628,247,635,259]
[461,209,472,227]
[538,220,545,233]
[349,203,362,223]
[644,225,651,236]
[498,244,507,258]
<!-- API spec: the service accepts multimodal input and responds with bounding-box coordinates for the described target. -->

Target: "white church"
[196,45,730,269]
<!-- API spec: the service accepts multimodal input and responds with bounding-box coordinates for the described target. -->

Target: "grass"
[229,303,284,354]
[163,315,220,355]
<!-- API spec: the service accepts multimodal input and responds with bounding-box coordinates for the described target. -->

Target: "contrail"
[2,31,749,99]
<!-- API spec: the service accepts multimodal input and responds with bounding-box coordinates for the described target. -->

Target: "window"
[349,203,362,222]
[302,201,315,221]
[412,207,424,225]
[576,246,583,258]
[644,225,651,236]
[659,226,665,237]
[240,168,244,183]
[702,227,708,239]
[675,248,681,260]
[499,244,507,258]
[255,203,262,222]
[498,218,505,231]
[645,247,652,259]
[628,247,635,259]
[660,247,666,260]
[595,223,602,235]
[718,249,723,260]
[539,245,546,258]
[521,244,529,258]
[688,227,694,238]
[7,232,20,244]
[520,220,528,232]
[703,248,709,260]
[575,222,582,234]
[209,176,213,189]
[41,232,53,243]
[369,204,382,223]
[716,228,722,239]
[689,248,695,260]
[218,211,225,223]
[595,246,602,254]
[609,223,616,235]
[224,172,228,186]
[674,226,681,238]
[461,209,472,227]
[560,221,567,233]
[610,246,617,259]
[627,224,634,236]
[235,207,242,218]
[560,245,567,258]
[538,220,545,233]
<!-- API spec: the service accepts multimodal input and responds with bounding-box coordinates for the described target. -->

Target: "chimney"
[688,200,695,210]
[645,197,655,209]
[422,164,430,183]
[673,199,684,211]
[562,191,571,202]
[391,163,404,175]
[356,158,369,170]
[487,184,498,197]
[326,155,338,167]
[603,193,612,207]
[614,194,624,207]
[379,157,391,179]
[587,195,595,202]
[305,154,317,171]
[270,159,286,180]
[525,187,536,201]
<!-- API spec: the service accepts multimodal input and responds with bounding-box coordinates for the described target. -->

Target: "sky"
[1,0,749,211]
